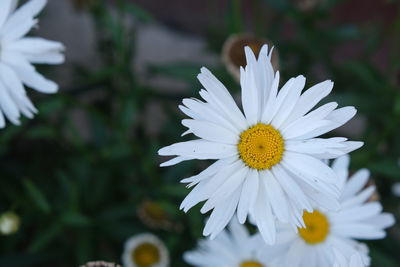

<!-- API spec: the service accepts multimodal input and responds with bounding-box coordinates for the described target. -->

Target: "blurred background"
[0,0,400,266]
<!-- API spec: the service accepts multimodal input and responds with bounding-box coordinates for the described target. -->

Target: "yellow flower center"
[240,261,265,267]
[131,242,160,267]
[298,210,330,245]
[238,123,284,170]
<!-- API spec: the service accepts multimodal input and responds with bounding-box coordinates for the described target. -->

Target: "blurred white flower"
[184,218,280,267]
[122,233,169,267]
[391,182,400,197]
[270,155,394,267]
[0,211,20,235]
[0,0,65,127]
[159,44,363,244]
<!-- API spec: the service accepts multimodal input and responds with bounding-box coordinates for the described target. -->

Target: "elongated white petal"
[14,67,58,93]
[341,169,370,200]
[2,0,46,36]
[201,164,248,213]
[263,171,289,222]
[0,0,15,29]
[198,67,247,130]
[282,80,334,128]
[0,81,20,124]
[204,189,241,239]
[237,170,259,224]
[159,140,236,160]
[271,75,305,129]
[252,182,276,244]
[182,119,238,144]
[298,106,357,140]
[261,71,280,123]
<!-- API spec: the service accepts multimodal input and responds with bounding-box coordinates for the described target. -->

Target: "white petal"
[252,180,276,244]
[298,106,357,140]
[181,98,239,133]
[0,0,15,29]
[182,119,238,144]
[261,71,280,123]
[180,158,231,185]
[203,189,241,239]
[197,67,247,130]
[271,165,313,213]
[240,47,259,125]
[271,75,305,129]
[283,152,338,184]
[201,164,248,213]
[0,81,20,124]
[341,169,370,200]
[159,140,237,160]
[332,155,350,191]
[282,80,334,128]
[14,67,58,93]
[0,63,37,118]
[2,0,46,36]
[237,169,259,223]
[332,224,386,239]
[263,171,289,222]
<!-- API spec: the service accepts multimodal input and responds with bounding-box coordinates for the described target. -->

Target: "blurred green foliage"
[0,0,399,266]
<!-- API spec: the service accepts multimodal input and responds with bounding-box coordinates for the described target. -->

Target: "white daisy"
[0,0,65,127]
[333,249,367,267]
[158,44,363,243]
[184,218,280,267]
[122,233,169,267]
[270,155,394,267]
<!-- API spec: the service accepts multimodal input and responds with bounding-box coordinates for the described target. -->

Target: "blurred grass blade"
[22,179,51,214]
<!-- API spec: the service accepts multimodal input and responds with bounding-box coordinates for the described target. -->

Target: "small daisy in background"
[80,261,122,267]
[184,218,280,267]
[333,249,367,267]
[158,44,363,243]
[122,233,169,267]
[0,211,20,235]
[0,0,65,128]
[221,34,279,82]
[270,155,394,267]
[137,200,181,231]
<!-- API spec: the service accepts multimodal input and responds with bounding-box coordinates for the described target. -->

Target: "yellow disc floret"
[240,261,265,267]
[238,123,284,170]
[298,210,330,245]
[131,242,161,267]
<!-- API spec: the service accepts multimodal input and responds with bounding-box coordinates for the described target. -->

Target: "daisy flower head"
[0,0,65,128]
[184,218,279,267]
[122,233,169,267]
[158,44,363,244]
[272,155,394,267]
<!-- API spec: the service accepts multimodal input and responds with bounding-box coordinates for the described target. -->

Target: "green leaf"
[148,63,200,85]
[61,212,91,227]
[22,179,51,214]
[28,223,62,253]
[369,159,400,181]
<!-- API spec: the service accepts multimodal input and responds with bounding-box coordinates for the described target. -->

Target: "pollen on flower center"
[240,261,265,267]
[298,210,330,245]
[237,123,284,170]
[131,243,160,267]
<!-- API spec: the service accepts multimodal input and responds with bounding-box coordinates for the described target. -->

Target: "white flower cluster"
[0,1,394,266]
[159,45,395,266]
